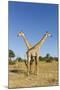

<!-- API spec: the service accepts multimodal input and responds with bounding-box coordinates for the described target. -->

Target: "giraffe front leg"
[34,54,39,75]
[27,61,30,75]
[36,56,39,75]
[27,56,30,76]
[30,60,32,73]
[30,55,34,74]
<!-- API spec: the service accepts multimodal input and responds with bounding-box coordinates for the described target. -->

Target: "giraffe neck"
[21,34,32,49]
[33,34,48,49]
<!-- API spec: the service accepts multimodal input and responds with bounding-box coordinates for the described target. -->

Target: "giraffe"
[18,32,52,75]
[17,32,33,69]
[26,32,52,75]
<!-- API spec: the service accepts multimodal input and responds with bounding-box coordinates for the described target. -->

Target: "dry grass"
[8,60,58,88]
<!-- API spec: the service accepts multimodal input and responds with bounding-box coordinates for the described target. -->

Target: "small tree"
[9,49,15,61]
[16,57,22,62]
[39,56,43,61]
[45,53,52,62]
[46,53,50,58]
[53,57,58,61]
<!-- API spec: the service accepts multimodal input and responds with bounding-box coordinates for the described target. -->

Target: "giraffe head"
[46,32,52,37]
[17,32,24,37]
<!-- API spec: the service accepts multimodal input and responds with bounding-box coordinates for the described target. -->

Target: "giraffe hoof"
[30,71,32,74]
[34,72,38,75]
[27,72,29,76]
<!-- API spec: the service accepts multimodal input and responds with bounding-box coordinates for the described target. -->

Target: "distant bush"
[46,58,52,63]
[39,56,45,61]
[16,57,22,62]
[9,60,16,65]
[54,58,58,62]
[15,57,27,62]
[45,56,53,63]
[39,54,54,63]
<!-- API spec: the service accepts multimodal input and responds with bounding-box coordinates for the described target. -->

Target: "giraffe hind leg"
[30,60,33,73]
[34,56,38,75]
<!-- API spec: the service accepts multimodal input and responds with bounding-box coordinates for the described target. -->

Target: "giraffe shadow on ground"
[9,69,36,76]
[9,69,27,76]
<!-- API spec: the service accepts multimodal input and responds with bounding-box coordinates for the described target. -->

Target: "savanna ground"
[8,60,58,88]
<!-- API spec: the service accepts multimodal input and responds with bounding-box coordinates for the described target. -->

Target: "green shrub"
[46,59,52,63]
[9,60,15,65]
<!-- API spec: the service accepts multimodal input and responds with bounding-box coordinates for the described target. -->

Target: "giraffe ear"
[17,34,19,37]
[50,34,52,37]
[17,32,21,37]
[46,31,48,33]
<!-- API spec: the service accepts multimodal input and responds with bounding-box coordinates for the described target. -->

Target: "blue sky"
[8,1,58,58]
